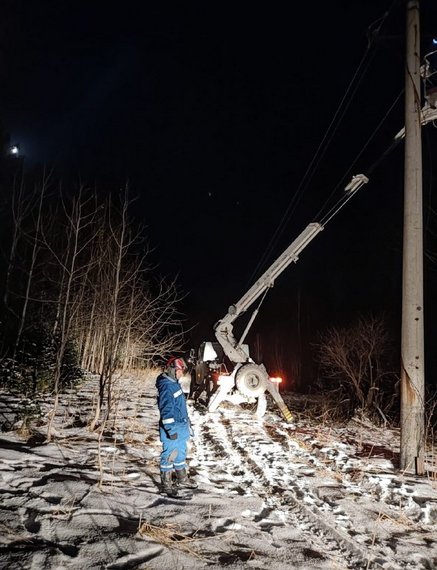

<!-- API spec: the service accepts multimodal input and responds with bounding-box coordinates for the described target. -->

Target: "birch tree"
[45,186,99,441]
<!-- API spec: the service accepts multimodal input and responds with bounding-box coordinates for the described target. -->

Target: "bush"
[314,315,399,424]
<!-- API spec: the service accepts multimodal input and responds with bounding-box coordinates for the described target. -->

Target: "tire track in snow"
[219,413,375,570]
[190,405,402,570]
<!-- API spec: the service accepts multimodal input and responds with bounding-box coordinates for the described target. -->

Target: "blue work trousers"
[159,427,189,472]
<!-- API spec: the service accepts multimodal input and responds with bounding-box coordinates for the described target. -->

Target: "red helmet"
[166,357,187,372]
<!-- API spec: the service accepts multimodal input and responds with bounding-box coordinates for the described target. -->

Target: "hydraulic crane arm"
[214,222,323,363]
[214,174,369,364]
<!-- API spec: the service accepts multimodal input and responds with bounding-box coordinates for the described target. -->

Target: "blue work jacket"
[156,372,190,440]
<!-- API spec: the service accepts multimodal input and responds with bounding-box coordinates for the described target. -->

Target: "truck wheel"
[235,364,268,398]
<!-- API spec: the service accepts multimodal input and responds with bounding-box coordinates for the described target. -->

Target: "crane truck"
[189,103,437,424]
[189,175,368,423]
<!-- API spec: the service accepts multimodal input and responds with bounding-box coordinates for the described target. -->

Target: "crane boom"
[214,173,369,364]
[214,222,324,363]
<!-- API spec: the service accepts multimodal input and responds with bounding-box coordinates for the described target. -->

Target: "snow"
[0,375,436,569]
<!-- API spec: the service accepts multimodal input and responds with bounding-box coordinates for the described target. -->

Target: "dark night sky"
[2,1,437,372]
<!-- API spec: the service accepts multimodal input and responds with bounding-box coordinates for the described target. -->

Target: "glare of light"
[217,374,233,387]
[433,38,437,45]
[268,377,282,383]
[10,145,19,155]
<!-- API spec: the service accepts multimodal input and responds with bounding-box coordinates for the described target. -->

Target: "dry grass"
[138,521,201,559]
[0,522,34,543]
[137,519,235,560]
[52,496,77,518]
[123,417,150,444]
[15,420,32,439]
[365,505,422,570]
[379,510,415,528]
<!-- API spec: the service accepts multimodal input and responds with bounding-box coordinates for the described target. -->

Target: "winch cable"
[246,0,401,287]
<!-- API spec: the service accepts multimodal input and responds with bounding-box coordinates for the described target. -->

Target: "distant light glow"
[268,377,282,383]
[10,145,19,155]
[433,38,437,45]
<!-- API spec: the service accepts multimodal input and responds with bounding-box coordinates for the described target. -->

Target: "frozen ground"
[0,375,436,570]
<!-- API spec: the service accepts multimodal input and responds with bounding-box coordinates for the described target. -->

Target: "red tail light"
[268,376,282,383]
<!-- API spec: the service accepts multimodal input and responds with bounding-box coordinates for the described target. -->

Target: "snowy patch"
[0,376,436,570]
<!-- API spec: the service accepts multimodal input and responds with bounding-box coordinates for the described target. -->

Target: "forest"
[0,159,184,441]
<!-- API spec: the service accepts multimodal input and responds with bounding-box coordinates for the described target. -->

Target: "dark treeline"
[0,163,184,438]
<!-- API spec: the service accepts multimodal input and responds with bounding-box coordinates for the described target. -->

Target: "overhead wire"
[246,45,374,285]
[318,88,404,227]
[246,0,402,288]
[319,41,437,229]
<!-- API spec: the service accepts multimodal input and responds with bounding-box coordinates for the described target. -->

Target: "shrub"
[314,314,399,424]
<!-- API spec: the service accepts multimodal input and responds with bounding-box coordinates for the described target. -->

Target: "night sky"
[2,1,437,382]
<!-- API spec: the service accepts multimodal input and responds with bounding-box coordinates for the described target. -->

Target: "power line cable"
[246,3,398,287]
[246,46,372,287]
[316,88,404,224]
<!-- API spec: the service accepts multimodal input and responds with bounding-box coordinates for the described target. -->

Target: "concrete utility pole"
[400,0,425,474]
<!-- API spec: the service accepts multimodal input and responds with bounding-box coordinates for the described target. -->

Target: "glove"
[169,432,178,440]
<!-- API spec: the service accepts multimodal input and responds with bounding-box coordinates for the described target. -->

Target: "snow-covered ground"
[0,375,436,570]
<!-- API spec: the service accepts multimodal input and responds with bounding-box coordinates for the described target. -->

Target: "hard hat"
[166,357,187,372]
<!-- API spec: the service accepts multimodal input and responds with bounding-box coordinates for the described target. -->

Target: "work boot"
[160,470,179,497]
[175,467,198,489]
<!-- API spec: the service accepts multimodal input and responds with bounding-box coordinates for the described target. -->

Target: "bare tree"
[315,314,399,423]
[13,174,50,356]
[1,177,185,451]
[86,188,184,433]
[45,186,99,441]
[88,190,136,431]
[3,176,29,313]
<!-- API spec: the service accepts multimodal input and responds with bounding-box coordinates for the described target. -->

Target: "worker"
[156,357,197,497]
